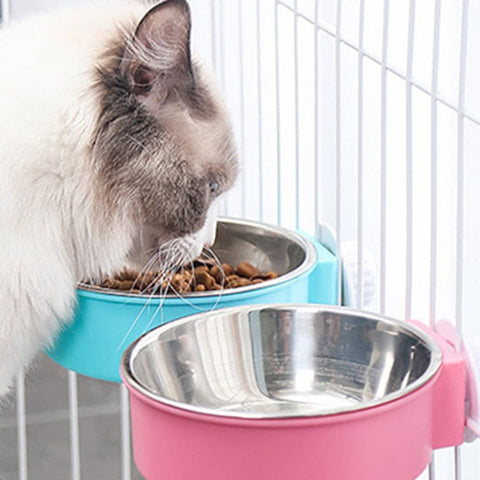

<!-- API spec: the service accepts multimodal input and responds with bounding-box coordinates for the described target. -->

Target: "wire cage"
[1,0,479,479]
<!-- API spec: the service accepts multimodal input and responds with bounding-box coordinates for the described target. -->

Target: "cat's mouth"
[127,208,218,274]
[156,235,205,272]
[156,207,218,270]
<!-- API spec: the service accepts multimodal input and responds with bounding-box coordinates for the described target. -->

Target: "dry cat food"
[84,261,279,295]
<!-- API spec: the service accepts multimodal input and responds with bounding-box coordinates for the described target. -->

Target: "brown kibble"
[254,271,279,281]
[142,272,156,286]
[89,260,279,294]
[195,271,215,289]
[210,265,221,279]
[102,278,115,289]
[235,261,258,279]
[193,258,216,268]
[193,265,209,275]
[237,277,251,287]
[116,269,138,281]
[226,274,240,283]
[171,272,192,293]
[226,274,240,288]
[210,265,228,284]
[222,263,234,276]
[117,280,134,291]
[265,271,278,280]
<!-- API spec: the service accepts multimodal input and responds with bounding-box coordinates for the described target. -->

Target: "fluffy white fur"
[0,1,219,397]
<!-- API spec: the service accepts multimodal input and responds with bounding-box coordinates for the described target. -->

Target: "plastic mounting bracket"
[316,223,376,308]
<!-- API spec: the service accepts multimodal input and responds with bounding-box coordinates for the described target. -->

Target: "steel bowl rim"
[78,217,318,299]
[120,304,443,419]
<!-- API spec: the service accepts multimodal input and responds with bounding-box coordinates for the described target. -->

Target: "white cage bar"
[1,0,479,479]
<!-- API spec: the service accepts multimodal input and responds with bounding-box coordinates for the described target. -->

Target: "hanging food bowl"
[46,219,338,382]
[121,304,466,480]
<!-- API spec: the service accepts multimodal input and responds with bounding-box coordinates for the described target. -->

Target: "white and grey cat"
[0,0,238,397]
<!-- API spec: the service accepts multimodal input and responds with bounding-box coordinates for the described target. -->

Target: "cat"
[0,0,238,397]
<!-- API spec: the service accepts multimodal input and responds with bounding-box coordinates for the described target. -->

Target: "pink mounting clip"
[462,329,480,441]
[410,320,466,448]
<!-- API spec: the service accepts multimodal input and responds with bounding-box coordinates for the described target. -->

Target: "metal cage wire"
[0,0,479,479]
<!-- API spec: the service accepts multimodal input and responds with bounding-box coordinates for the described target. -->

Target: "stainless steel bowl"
[121,305,442,418]
[80,218,317,297]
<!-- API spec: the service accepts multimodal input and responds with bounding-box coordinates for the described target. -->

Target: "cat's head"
[92,0,237,270]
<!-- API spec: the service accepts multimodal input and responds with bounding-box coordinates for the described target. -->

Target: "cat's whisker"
[129,279,168,345]
[117,255,175,352]
[167,241,213,312]
[202,246,223,270]
[201,246,226,286]
[150,239,187,293]
[140,275,172,336]
[117,242,180,351]
[130,252,159,292]
[118,239,224,350]
[201,246,226,310]
[116,292,154,352]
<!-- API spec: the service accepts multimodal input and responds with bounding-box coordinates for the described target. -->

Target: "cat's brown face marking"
[91,0,237,244]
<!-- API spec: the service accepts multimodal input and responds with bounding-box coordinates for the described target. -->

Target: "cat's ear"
[122,0,193,98]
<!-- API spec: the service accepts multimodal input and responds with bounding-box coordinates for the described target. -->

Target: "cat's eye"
[209,181,219,195]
